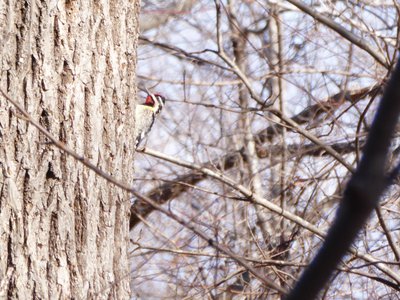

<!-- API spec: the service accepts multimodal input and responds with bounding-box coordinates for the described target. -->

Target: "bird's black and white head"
[144,93,165,114]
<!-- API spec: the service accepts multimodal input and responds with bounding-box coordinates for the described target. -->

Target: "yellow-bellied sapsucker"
[134,92,165,149]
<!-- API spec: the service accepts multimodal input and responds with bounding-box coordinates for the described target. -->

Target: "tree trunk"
[0,0,140,298]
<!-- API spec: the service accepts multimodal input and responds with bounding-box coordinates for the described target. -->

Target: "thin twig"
[0,87,287,295]
[286,0,389,68]
[286,57,400,300]
[142,148,400,285]
[375,207,400,262]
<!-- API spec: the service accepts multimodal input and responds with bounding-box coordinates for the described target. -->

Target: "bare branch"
[139,147,400,285]
[286,56,400,300]
[286,0,389,68]
[140,0,197,32]
[130,85,381,228]
[0,87,286,295]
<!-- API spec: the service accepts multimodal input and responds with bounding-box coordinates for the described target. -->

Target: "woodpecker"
[134,92,165,149]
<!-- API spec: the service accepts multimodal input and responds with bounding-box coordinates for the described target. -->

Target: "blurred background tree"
[131,0,400,299]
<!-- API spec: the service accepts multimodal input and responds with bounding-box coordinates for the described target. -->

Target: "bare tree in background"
[0,0,140,298]
[132,0,400,299]
[1,0,398,299]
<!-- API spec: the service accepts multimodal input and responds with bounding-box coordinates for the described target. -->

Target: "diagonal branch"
[286,57,400,299]
[138,147,400,286]
[0,88,287,295]
[130,85,381,228]
[286,0,389,68]
[139,36,231,71]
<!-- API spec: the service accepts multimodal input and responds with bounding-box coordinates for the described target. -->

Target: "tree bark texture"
[0,0,140,298]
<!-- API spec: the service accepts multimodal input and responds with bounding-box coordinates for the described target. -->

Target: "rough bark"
[0,0,140,298]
